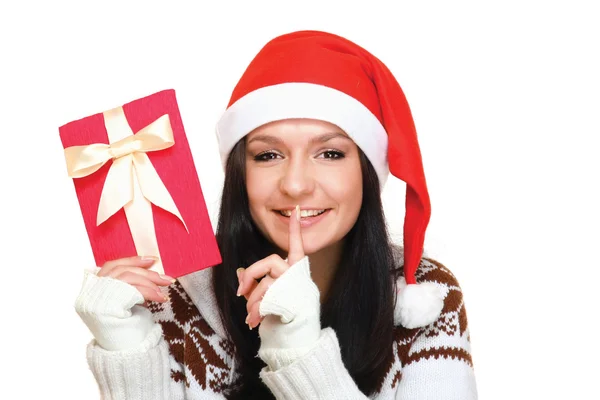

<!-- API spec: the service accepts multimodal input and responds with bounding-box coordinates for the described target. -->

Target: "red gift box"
[59,89,222,278]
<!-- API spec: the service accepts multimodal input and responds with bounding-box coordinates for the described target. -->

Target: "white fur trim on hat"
[394,277,445,329]
[216,82,390,187]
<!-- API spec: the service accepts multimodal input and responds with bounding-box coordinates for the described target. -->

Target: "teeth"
[301,209,325,217]
[279,209,326,217]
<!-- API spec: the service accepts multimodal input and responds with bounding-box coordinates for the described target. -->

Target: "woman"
[75,30,477,399]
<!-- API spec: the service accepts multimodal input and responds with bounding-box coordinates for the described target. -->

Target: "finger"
[237,269,258,300]
[287,205,305,265]
[237,255,288,297]
[99,256,159,275]
[105,266,174,286]
[247,300,265,330]
[246,275,275,321]
[243,280,258,301]
[113,271,163,294]
[135,285,168,303]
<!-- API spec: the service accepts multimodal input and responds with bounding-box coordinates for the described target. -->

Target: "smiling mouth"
[276,209,328,218]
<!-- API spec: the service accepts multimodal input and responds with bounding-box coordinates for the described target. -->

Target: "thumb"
[287,205,305,265]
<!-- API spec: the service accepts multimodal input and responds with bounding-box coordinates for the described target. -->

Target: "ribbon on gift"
[64,106,188,274]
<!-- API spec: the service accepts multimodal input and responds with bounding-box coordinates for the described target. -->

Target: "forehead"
[246,118,349,140]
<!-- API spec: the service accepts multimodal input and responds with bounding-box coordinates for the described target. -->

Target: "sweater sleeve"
[75,271,187,399]
[256,257,369,399]
[394,258,478,400]
[259,328,368,399]
[86,325,185,399]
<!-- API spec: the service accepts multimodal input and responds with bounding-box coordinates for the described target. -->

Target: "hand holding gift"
[96,255,174,304]
[73,255,173,352]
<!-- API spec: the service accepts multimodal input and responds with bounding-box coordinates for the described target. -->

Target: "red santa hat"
[216,30,444,328]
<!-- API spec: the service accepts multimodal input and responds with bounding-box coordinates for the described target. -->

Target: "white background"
[1,1,599,399]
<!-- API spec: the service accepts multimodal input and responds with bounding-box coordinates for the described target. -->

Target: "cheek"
[343,171,363,221]
[245,166,279,230]
[245,170,265,214]
[319,163,363,216]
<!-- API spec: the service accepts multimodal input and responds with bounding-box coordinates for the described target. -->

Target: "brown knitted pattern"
[149,282,234,393]
[383,257,473,392]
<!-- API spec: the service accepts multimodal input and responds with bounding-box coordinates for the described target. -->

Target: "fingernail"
[236,268,244,279]
[245,314,250,325]
[160,274,176,283]
[296,205,300,221]
[141,256,159,261]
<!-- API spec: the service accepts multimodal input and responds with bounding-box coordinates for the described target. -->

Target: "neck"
[305,241,343,303]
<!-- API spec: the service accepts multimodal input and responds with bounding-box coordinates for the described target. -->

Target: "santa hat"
[215,30,444,329]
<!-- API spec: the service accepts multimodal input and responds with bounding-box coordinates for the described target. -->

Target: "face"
[245,118,363,256]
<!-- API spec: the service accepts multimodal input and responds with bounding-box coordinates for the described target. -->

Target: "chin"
[277,236,337,257]
[296,242,324,256]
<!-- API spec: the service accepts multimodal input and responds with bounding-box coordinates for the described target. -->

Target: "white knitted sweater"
[76,254,477,399]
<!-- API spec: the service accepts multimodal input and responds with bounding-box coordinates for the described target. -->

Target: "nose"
[279,155,315,198]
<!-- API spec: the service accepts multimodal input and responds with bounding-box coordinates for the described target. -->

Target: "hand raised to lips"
[237,204,305,329]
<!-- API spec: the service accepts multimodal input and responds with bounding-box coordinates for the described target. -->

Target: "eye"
[254,151,282,162]
[318,150,345,160]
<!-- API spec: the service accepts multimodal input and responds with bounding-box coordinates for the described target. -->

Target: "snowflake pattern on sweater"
[147,282,234,394]
[138,257,476,398]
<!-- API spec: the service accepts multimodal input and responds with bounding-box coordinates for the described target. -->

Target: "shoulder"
[408,256,471,341]
[379,257,475,397]
[391,246,470,331]
[388,252,474,360]
[417,256,469,329]
[391,244,465,293]
[391,244,463,287]
[417,257,464,292]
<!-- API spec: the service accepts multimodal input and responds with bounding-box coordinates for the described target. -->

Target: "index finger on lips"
[237,255,288,297]
[287,205,305,266]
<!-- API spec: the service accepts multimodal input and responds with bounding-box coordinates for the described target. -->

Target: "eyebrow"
[247,132,351,145]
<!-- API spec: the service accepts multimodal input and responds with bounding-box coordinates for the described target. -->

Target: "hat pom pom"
[395,278,445,329]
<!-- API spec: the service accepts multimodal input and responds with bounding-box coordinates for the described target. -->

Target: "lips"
[273,208,332,228]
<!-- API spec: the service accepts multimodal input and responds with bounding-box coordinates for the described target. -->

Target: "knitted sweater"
[77,253,477,399]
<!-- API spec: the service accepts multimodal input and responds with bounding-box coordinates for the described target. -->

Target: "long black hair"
[213,137,397,398]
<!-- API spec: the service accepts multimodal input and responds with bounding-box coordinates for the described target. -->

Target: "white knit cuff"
[75,270,156,351]
[259,344,318,372]
[259,256,320,323]
[259,328,366,399]
[258,256,321,370]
